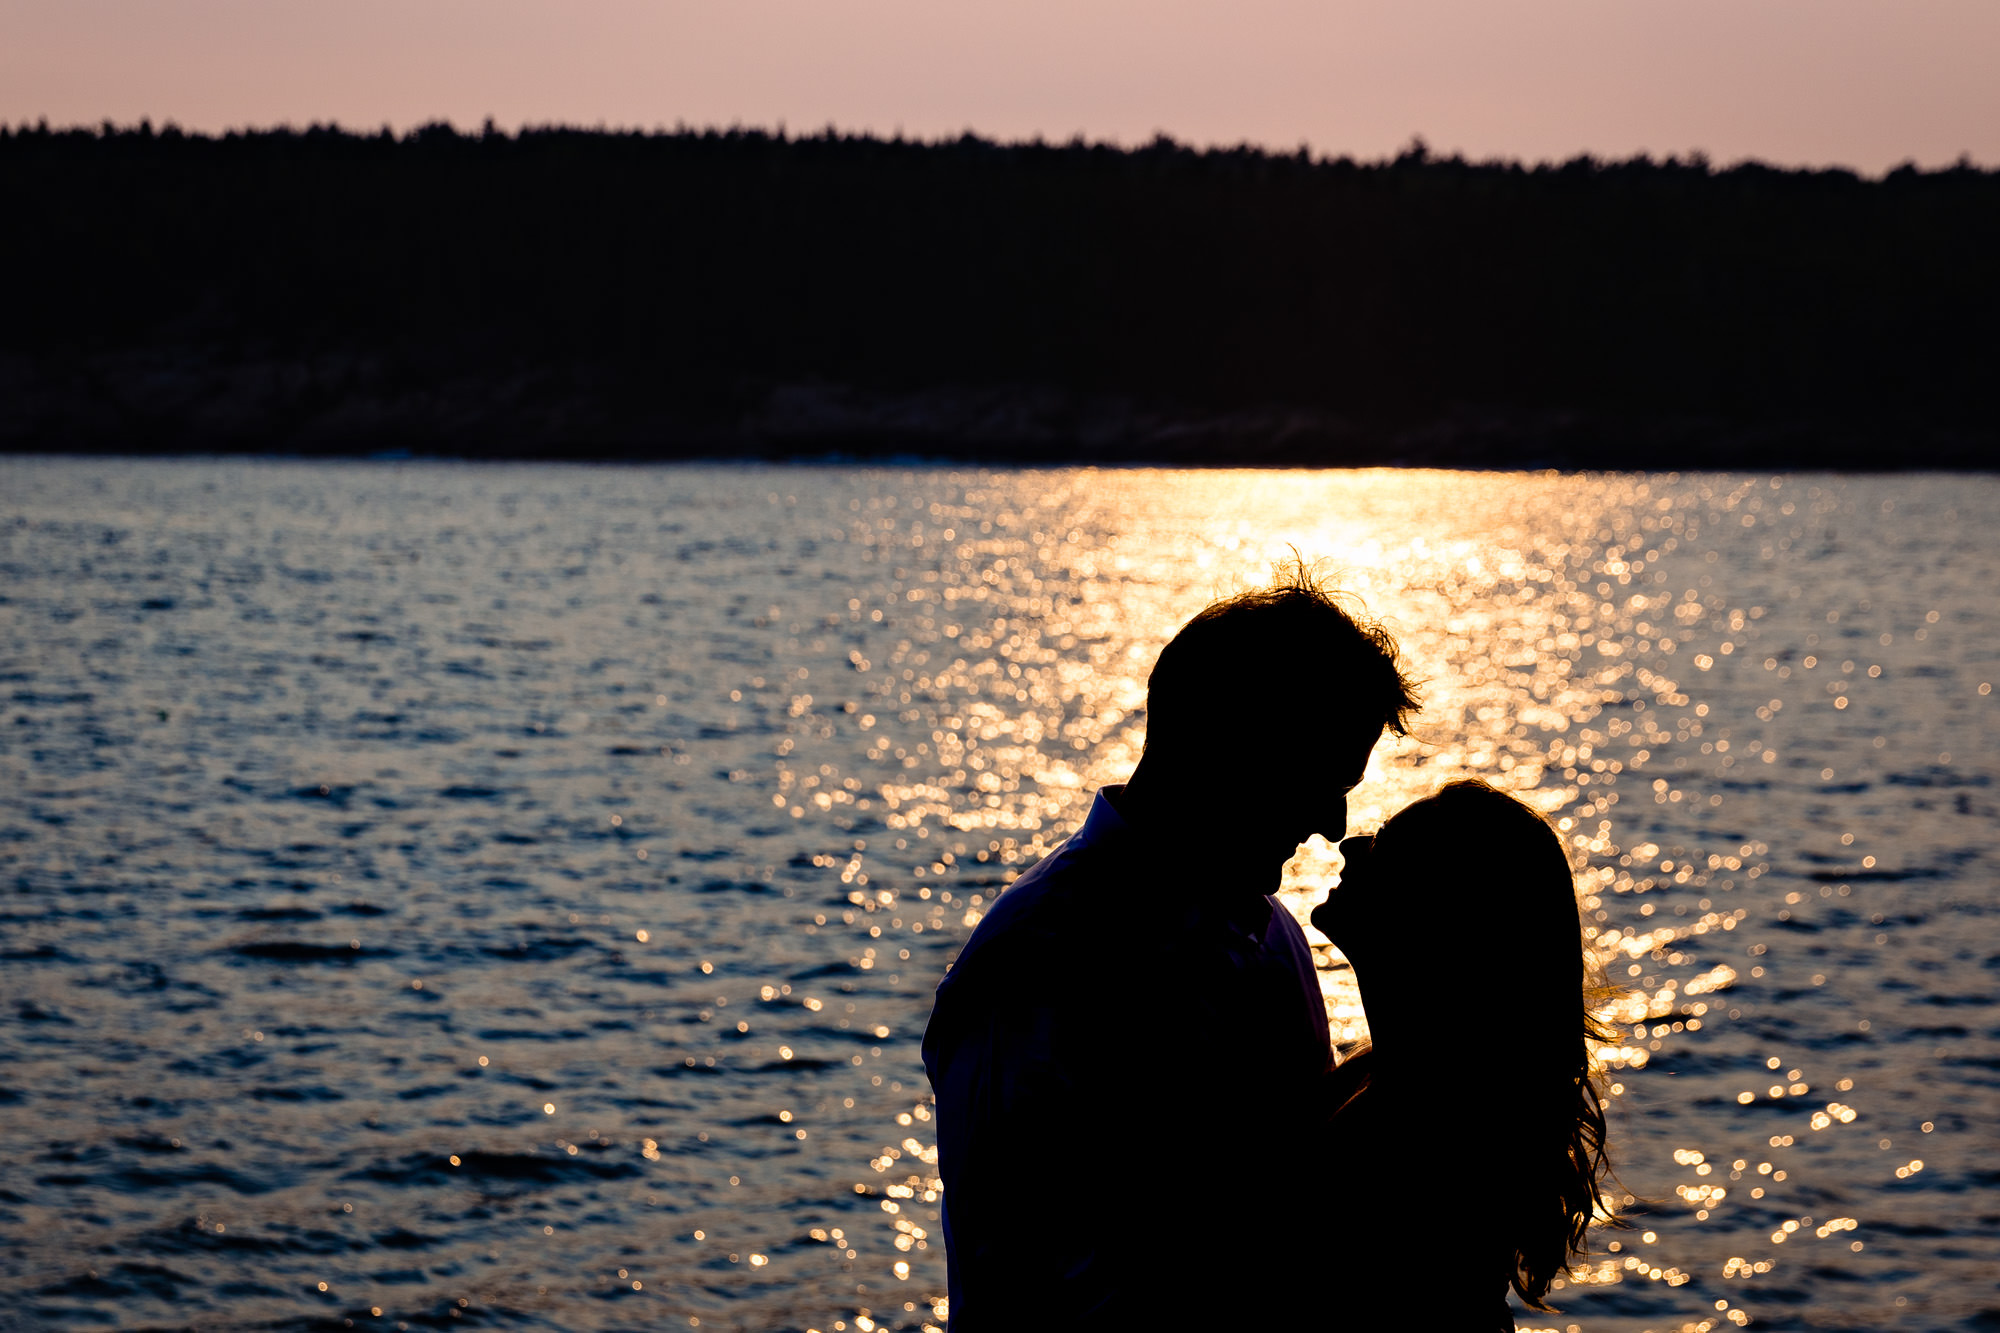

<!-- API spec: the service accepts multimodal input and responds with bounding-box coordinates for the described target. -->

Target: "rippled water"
[1,460,1995,1333]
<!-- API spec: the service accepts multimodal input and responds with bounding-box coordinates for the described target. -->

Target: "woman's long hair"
[1356,779,1618,1310]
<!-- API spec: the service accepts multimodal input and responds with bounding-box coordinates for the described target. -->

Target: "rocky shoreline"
[6,350,1991,469]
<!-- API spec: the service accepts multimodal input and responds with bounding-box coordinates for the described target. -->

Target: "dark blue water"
[1,461,1994,1332]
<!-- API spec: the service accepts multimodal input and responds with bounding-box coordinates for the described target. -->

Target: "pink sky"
[5,0,1995,172]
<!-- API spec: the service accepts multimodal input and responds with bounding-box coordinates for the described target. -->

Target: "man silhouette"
[921,571,1419,1327]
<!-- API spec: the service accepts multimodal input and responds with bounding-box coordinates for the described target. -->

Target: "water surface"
[1,461,1995,1332]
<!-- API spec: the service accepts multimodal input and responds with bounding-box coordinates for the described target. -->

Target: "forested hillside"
[5,122,1995,463]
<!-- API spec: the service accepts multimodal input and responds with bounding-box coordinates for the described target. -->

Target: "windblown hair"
[1369,779,1618,1310]
[1146,561,1420,753]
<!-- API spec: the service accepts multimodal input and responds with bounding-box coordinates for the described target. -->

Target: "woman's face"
[1309,828,1398,960]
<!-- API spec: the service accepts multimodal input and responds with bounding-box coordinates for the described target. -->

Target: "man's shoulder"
[952,841,1105,960]
[932,838,1130,1004]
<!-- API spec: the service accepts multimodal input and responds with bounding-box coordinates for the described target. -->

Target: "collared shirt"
[921,785,1332,1328]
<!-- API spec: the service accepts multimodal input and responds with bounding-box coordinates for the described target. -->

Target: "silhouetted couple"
[922,571,1613,1328]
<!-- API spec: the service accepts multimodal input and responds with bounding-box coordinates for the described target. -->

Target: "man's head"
[1141,565,1418,855]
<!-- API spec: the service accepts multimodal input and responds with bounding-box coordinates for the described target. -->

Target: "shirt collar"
[1065,784,1133,856]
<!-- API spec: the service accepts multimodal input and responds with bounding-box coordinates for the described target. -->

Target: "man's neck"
[1115,752,1214,831]
[1111,756,1287,894]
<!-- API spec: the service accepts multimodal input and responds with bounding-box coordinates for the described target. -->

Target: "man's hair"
[1144,564,1419,752]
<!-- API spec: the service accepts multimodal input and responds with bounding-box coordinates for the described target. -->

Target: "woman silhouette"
[1303,779,1617,1326]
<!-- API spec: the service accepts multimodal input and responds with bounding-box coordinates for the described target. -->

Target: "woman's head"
[1312,779,1614,1309]
[1315,780,1578,995]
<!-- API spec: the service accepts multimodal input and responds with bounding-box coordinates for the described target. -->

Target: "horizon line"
[10,116,1991,182]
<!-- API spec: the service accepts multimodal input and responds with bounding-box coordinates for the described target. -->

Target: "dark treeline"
[5,121,1998,465]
